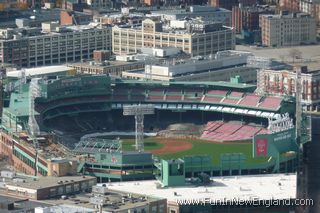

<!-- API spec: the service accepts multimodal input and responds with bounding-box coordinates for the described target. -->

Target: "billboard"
[255,138,268,157]
[253,128,297,158]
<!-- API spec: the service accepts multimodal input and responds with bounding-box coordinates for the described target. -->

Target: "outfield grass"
[122,137,164,151]
[159,139,268,165]
[122,137,268,165]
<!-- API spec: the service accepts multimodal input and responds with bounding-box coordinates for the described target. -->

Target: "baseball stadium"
[0,73,304,182]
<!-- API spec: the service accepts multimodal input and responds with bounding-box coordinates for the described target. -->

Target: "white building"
[112,18,235,56]
[151,5,232,26]
[122,50,257,82]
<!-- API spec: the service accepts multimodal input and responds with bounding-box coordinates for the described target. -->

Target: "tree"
[288,48,302,63]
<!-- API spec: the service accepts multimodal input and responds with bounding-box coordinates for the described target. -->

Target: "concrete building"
[85,0,112,9]
[5,176,97,200]
[122,50,257,82]
[151,5,232,26]
[0,23,112,68]
[257,65,320,110]
[209,0,257,10]
[94,12,144,26]
[0,8,61,29]
[34,185,167,213]
[299,0,320,25]
[67,60,145,76]
[300,0,319,14]
[112,18,235,56]
[260,12,317,47]
[0,195,51,212]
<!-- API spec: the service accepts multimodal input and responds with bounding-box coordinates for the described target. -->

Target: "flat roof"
[40,191,164,212]
[116,80,256,89]
[6,176,96,190]
[6,87,31,117]
[102,174,296,202]
[68,60,144,68]
[7,66,73,78]
[0,195,51,213]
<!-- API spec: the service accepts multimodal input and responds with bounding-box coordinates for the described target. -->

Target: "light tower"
[123,104,154,152]
[0,66,6,123]
[27,78,42,176]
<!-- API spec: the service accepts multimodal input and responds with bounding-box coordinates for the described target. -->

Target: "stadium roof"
[114,80,256,90]
[5,86,32,117]
[102,173,296,202]
[7,66,73,78]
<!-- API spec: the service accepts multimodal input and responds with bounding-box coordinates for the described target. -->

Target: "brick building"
[60,10,92,26]
[279,0,300,12]
[232,5,274,33]
[257,65,320,110]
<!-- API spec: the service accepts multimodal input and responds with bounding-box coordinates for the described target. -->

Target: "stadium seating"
[112,95,129,101]
[202,96,223,103]
[207,90,228,96]
[222,98,239,104]
[130,95,145,101]
[166,95,182,101]
[229,91,244,97]
[258,96,283,110]
[166,88,182,93]
[147,95,164,101]
[113,88,128,95]
[131,88,145,95]
[184,96,202,101]
[201,121,268,142]
[238,94,261,107]
[149,88,164,93]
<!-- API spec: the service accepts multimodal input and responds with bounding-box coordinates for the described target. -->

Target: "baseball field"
[122,137,269,165]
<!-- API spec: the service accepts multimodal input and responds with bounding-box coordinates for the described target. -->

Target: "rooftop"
[116,79,256,89]
[5,86,31,117]
[261,12,312,19]
[0,195,51,213]
[68,60,144,68]
[0,23,110,41]
[40,189,164,213]
[6,176,96,190]
[102,173,296,202]
[151,5,229,16]
[7,65,73,78]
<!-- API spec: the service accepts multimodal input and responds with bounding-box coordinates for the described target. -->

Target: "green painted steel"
[160,159,185,187]
[253,128,297,158]
[13,146,36,163]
